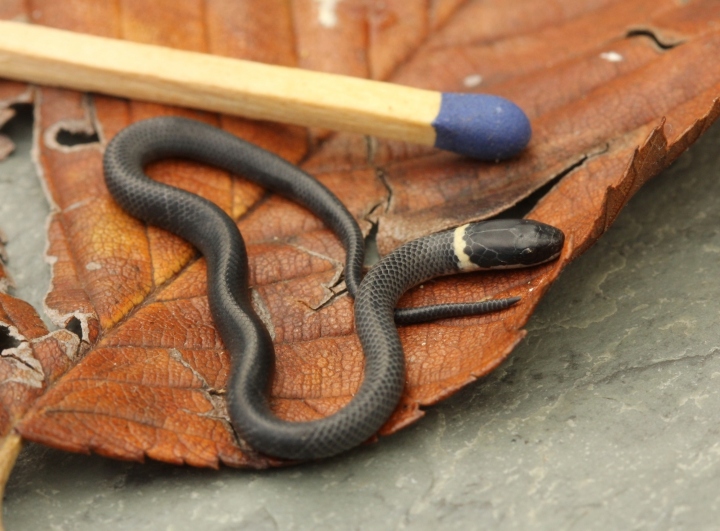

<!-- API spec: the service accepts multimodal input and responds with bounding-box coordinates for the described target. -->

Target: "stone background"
[2,106,719,529]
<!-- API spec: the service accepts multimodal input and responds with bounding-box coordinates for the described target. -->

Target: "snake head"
[456,219,564,270]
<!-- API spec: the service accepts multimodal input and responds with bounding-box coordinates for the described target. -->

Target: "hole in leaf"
[0,104,33,149]
[55,127,100,147]
[495,156,588,220]
[626,28,683,50]
[363,220,380,267]
[65,316,83,339]
[0,103,31,131]
[0,325,20,352]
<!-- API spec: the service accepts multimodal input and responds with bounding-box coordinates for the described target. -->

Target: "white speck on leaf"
[600,51,624,62]
[314,0,342,28]
[463,74,483,88]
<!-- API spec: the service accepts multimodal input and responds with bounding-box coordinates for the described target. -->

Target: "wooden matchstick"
[0,20,531,160]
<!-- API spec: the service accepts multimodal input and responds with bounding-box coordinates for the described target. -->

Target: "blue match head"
[432,93,532,160]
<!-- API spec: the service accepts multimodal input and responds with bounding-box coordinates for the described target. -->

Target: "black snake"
[103,117,564,460]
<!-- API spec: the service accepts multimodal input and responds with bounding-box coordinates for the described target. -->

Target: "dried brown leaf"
[0,0,717,474]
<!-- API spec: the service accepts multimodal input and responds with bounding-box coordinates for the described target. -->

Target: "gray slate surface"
[2,106,720,530]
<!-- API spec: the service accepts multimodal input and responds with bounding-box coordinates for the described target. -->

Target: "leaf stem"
[0,433,22,531]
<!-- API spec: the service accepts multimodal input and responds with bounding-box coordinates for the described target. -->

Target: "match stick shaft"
[0,20,439,145]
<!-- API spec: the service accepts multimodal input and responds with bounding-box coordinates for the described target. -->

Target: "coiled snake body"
[104,117,564,460]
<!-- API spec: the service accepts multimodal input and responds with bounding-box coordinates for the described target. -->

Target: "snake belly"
[103,117,564,461]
